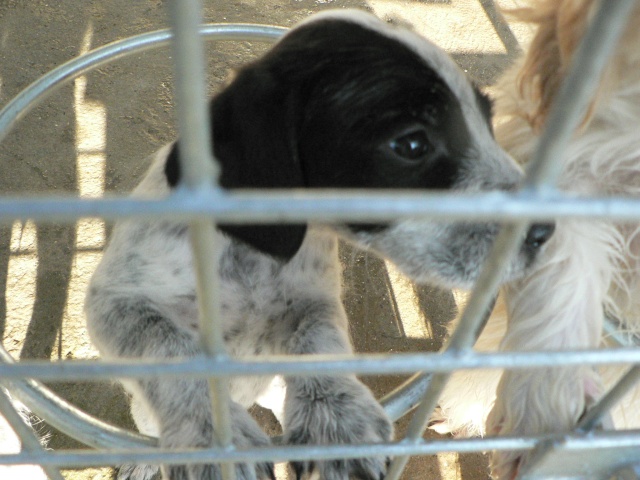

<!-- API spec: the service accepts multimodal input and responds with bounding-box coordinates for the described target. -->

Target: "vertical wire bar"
[167,2,217,188]
[387,1,636,478]
[0,388,65,480]
[385,224,526,480]
[166,2,234,479]
[577,366,640,433]
[578,315,640,432]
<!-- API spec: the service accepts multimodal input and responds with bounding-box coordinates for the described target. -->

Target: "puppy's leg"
[487,221,622,479]
[280,301,393,480]
[86,298,274,480]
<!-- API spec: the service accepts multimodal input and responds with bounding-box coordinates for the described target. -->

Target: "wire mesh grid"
[1,0,640,479]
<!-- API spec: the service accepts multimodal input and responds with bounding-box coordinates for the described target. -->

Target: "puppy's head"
[166,10,553,288]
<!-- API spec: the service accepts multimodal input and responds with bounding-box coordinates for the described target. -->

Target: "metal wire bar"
[577,317,640,433]
[167,2,235,479]
[0,388,65,480]
[391,225,520,463]
[0,376,155,450]
[578,366,640,433]
[0,24,285,145]
[389,225,522,449]
[386,223,527,479]
[3,190,640,225]
[167,2,217,188]
[571,319,640,435]
[379,373,432,422]
[380,294,495,421]
[7,380,155,448]
[0,438,539,468]
[188,222,236,466]
[2,429,640,469]
[604,314,640,347]
[0,344,638,464]
[387,0,638,477]
[10,326,635,454]
[0,364,426,452]
[0,349,640,381]
[8,335,636,470]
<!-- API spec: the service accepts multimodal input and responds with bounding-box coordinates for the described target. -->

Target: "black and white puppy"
[85,9,554,480]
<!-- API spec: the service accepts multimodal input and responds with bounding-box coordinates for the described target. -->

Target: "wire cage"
[1,0,640,479]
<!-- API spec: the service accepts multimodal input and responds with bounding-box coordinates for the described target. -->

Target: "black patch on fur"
[348,223,387,234]
[167,17,476,255]
[210,54,308,261]
[165,142,181,188]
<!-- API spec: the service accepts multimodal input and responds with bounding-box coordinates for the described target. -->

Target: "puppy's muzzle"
[524,223,555,249]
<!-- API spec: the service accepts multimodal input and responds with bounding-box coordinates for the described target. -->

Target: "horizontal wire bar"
[2,349,640,381]
[0,344,157,449]
[1,429,640,468]
[0,356,427,450]
[2,190,640,224]
[0,438,537,467]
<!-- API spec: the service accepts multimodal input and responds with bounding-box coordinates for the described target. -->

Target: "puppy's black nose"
[524,223,555,249]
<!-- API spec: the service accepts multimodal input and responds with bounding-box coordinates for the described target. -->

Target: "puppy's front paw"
[162,462,274,480]
[117,464,161,480]
[284,376,392,480]
[161,403,274,480]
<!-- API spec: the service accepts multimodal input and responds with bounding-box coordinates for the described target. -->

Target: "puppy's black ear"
[211,66,307,261]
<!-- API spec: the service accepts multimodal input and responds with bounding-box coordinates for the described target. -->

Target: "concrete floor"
[0,1,533,479]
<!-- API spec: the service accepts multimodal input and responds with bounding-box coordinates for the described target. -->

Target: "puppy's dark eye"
[389,129,430,161]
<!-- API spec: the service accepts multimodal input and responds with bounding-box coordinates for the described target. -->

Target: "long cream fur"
[435,1,640,478]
